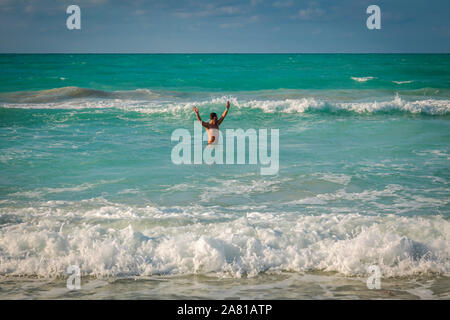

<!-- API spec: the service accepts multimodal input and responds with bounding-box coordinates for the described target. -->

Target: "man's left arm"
[217,101,230,125]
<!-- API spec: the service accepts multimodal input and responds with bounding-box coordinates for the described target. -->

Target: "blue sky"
[0,0,449,53]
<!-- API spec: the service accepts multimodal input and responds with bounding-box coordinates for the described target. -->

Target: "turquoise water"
[1,54,449,93]
[0,54,449,299]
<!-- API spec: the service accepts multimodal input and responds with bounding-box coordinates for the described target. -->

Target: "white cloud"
[248,15,260,23]
[0,0,21,12]
[173,4,243,19]
[219,22,244,29]
[292,2,325,20]
[250,0,263,7]
[133,9,146,16]
[81,0,109,5]
[220,6,241,15]
[24,4,33,13]
[273,0,294,8]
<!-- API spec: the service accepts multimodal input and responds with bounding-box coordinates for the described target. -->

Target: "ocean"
[0,54,449,299]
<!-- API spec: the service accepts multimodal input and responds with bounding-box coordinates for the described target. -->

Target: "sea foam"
[0,204,448,278]
[351,76,376,82]
[1,90,449,115]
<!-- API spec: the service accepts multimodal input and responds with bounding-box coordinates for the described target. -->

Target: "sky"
[0,0,449,53]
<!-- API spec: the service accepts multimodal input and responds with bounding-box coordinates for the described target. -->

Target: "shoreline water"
[1,273,449,300]
[0,54,449,299]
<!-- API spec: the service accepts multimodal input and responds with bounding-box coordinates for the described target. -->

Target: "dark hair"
[210,112,217,120]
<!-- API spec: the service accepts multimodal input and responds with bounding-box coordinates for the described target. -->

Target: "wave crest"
[1,87,449,115]
[0,207,448,278]
[0,86,160,103]
[351,76,376,82]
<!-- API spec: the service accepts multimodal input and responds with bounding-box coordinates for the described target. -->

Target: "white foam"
[312,173,352,185]
[200,178,287,202]
[1,94,449,115]
[393,80,414,84]
[335,95,450,115]
[240,97,324,113]
[351,76,375,82]
[414,149,450,160]
[0,203,448,278]
[7,179,124,199]
[129,95,450,115]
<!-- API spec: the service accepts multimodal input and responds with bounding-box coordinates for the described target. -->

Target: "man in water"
[193,101,230,144]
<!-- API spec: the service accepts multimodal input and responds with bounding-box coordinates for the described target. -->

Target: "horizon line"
[1,52,449,55]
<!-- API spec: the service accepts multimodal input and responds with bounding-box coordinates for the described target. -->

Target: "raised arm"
[217,101,230,125]
[193,107,208,127]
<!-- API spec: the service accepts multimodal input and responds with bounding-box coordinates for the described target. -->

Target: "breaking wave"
[393,80,415,85]
[1,87,449,116]
[351,76,376,82]
[0,203,448,278]
[0,86,161,103]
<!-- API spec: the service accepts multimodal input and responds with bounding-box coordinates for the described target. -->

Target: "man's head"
[210,112,218,123]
